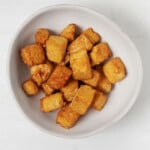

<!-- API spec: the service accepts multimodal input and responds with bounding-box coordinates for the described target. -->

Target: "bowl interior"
[9,5,142,138]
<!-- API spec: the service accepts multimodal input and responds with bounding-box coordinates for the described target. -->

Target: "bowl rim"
[6,4,143,139]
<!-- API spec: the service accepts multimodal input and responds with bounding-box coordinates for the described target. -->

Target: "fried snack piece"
[41,82,54,95]
[56,105,80,129]
[70,85,96,115]
[60,24,76,42]
[61,52,70,65]
[83,28,100,44]
[98,76,112,93]
[20,44,45,66]
[103,57,126,83]
[70,50,92,80]
[22,79,39,96]
[40,92,63,112]
[61,79,78,102]
[30,63,53,86]
[90,42,112,66]
[67,34,93,52]
[47,65,72,90]
[96,66,112,93]
[82,69,100,87]
[92,91,107,110]
[35,28,50,45]
[46,36,68,63]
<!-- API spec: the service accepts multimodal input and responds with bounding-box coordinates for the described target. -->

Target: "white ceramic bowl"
[7,5,143,138]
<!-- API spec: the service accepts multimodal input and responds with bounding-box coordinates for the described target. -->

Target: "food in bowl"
[20,23,126,129]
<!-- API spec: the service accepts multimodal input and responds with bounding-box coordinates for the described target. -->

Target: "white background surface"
[0,0,150,149]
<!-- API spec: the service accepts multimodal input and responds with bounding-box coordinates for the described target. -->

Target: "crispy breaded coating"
[35,28,50,45]
[67,34,93,52]
[60,24,76,42]
[70,50,92,80]
[96,66,112,93]
[61,52,70,65]
[40,92,63,112]
[30,63,53,86]
[62,101,68,107]
[64,53,70,65]
[22,79,39,96]
[98,76,112,93]
[56,105,80,129]
[82,69,100,87]
[70,85,96,115]
[46,35,68,63]
[103,57,126,83]
[20,44,45,66]
[19,24,128,129]
[83,28,100,44]
[92,91,107,110]
[61,79,78,102]
[90,42,112,66]
[47,65,72,90]
[41,82,54,95]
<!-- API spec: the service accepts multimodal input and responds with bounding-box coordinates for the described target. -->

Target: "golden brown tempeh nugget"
[96,66,112,93]
[70,50,92,80]
[30,63,53,86]
[20,44,45,66]
[41,82,54,95]
[47,65,72,90]
[97,76,112,93]
[40,92,63,112]
[103,57,126,83]
[67,34,93,52]
[46,35,68,63]
[92,91,107,110]
[61,52,70,65]
[70,85,96,115]
[83,28,101,44]
[56,105,80,129]
[61,79,78,102]
[35,28,50,45]
[90,42,112,66]
[82,69,101,87]
[22,79,39,96]
[60,24,76,42]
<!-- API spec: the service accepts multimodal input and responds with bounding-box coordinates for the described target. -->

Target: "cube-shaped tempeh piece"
[22,79,39,96]
[60,24,76,42]
[46,35,68,63]
[92,91,107,110]
[41,82,54,95]
[70,50,92,80]
[40,92,63,112]
[30,63,53,86]
[96,66,112,93]
[20,44,45,66]
[61,79,78,102]
[103,57,126,83]
[67,34,93,52]
[35,28,50,45]
[90,42,112,66]
[56,105,80,129]
[98,76,112,93]
[83,28,100,44]
[70,85,96,115]
[82,69,101,87]
[47,65,72,90]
